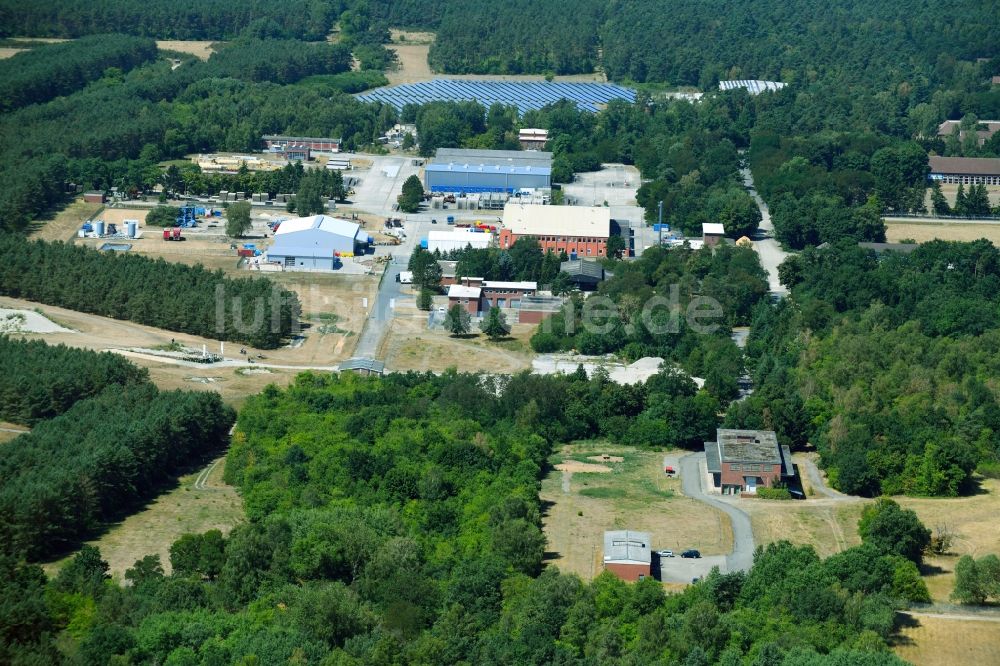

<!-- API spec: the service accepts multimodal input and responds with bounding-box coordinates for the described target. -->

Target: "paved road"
[741,167,789,297]
[680,452,756,572]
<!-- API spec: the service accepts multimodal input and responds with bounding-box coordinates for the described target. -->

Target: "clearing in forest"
[540,443,732,581]
[42,454,243,580]
[156,40,217,60]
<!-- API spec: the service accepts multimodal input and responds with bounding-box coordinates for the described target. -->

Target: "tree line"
[0,0,336,40]
[0,368,930,664]
[0,382,234,561]
[0,34,157,112]
[729,240,1000,496]
[0,236,300,348]
[0,336,148,425]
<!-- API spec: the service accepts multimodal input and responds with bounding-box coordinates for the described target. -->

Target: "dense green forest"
[1,371,927,664]
[531,244,766,404]
[0,0,337,40]
[0,383,234,560]
[0,236,300,348]
[0,336,148,425]
[728,241,1000,496]
[0,34,157,112]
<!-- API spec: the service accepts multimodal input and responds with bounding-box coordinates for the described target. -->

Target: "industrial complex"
[500,203,612,258]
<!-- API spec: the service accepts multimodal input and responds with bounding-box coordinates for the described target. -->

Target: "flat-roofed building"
[447,284,482,315]
[500,203,611,258]
[603,530,652,582]
[263,135,341,153]
[266,215,368,270]
[704,429,795,495]
[481,281,536,309]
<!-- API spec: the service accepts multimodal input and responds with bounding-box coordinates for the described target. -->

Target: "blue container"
[420,239,428,249]
[82,223,93,232]
[195,207,206,215]
[570,251,578,260]
[446,216,455,224]
[94,220,105,236]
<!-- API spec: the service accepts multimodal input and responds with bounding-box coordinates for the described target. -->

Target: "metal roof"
[274,215,361,239]
[781,445,795,477]
[561,259,605,281]
[705,441,722,474]
[519,295,565,312]
[426,163,551,176]
[603,530,651,564]
[436,148,552,165]
[703,222,726,235]
[356,79,637,114]
[338,358,384,373]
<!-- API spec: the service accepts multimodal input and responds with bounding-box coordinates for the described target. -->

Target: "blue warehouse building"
[425,148,552,194]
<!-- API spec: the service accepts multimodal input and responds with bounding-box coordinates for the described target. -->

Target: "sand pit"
[0,309,74,334]
[588,455,624,463]
[555,461,612,473]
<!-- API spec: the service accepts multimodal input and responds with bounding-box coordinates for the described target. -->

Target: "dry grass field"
[0,48,24,59]
[886,221,1000,245]
[540,444,732,580]
[42,454,244,580]
[156,40,217,60]
[383,308,535,373]
[28,197,105,242]
[744,500,865,559]
[894,612,1000,666]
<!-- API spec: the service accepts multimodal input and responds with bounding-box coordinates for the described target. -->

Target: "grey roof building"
[705,429,795,495]
[560,259,605,288]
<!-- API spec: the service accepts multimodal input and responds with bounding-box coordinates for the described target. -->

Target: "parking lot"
[656,551,728,583]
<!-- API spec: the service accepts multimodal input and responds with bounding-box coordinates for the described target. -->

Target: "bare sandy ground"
[0,48,24,59]
[555,461,612,473]
[156,40,216,60]
[0,308,75,334]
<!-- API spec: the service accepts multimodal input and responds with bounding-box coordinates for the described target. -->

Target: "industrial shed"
[266,215,368,270]
[426,148,552,194]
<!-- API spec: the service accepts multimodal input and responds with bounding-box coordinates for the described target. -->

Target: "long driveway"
[680,452,756,572]
[741,167,789,297]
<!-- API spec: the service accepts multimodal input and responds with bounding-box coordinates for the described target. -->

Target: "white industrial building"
[426,229,492,253]
[266,215,369,270]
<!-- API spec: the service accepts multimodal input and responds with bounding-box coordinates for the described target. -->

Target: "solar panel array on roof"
[356,79,636,114]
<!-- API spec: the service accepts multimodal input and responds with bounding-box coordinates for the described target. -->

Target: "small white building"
[427,229,492,254]
[519,128,549,150]
[267,215,369,270]
[702,222,726,247]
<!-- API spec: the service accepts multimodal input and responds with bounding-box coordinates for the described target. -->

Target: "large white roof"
[275,214,361,239]
[502,203,610,239]
[428,229,488,242]
[702,222,725,235]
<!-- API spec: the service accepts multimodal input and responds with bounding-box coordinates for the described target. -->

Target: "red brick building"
[481,281,536,309]
[603,530,652,582]
[703,222,725,247]
[500,203,611,259]
[705,429,795,495]
[517,295,564,324]
[83,191,106,203]
[447,284,481,315]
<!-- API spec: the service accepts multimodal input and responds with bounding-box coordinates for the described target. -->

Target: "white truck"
[398,271,413,284]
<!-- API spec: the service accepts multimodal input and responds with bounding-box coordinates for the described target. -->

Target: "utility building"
[425,148,552,193]
[928,156,1000,185]
[704,429,795,495]
[266,215,368,270]
[500,203,611,258]
[603,530,652,582]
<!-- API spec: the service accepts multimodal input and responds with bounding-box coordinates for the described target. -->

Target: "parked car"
[680,549,701,559]
[656,550,674,558]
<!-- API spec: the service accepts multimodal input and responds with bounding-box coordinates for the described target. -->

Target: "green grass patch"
[579,487,627,499]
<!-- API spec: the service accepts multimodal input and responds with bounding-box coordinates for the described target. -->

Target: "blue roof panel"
[356,79,636,114]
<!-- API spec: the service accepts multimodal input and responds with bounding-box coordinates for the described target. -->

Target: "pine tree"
[444,304,471,336]
[930,182,951,216]
[954,183,968,216]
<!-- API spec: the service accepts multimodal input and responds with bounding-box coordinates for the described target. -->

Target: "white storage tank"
[94,220,105,237]
[125,220,138,238]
